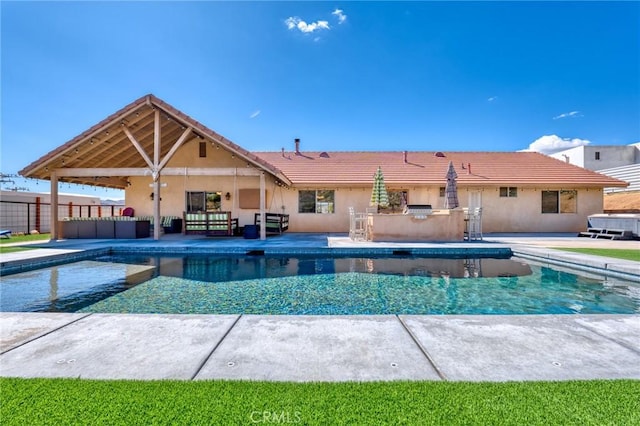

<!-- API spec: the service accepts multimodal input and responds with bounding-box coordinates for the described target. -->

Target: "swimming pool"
[2,253,638,315]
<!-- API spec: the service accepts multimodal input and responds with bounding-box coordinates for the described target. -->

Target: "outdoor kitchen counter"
[367,209,465,242]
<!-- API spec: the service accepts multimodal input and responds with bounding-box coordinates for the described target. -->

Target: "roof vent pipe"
[281,147,285,157]
[467,163,471,174]
[294,138,301,154]
[403,151,408,163]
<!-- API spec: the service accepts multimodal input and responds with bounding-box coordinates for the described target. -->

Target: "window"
[560,190,577,213]
[186,191,221,212]
[199,142,207,158]
[541,190,577,214]
[379,190,408,213]
[298,190,335,213]
[499,187,518,197]
[439,187,445,197]
[595,151,600,160]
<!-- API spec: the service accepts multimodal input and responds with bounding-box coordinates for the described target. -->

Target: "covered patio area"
[19,95,291,241]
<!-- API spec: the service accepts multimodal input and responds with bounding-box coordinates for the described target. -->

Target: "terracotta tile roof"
[16,93,627,191]
[254,150,628,188]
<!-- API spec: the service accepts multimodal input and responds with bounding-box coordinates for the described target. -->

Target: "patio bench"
[184,212,238,236]
[254,213,289,234]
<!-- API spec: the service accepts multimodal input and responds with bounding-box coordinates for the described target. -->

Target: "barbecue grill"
[402,204,432,219]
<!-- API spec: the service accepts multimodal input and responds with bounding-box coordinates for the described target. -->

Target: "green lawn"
[0,245,38,254]
[2,378,639,425]
[0,233,50,245]
[0,233,50,254]
[555,247,640,262]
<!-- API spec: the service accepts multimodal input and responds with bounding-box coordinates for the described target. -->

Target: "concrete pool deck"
[0,233,638,382]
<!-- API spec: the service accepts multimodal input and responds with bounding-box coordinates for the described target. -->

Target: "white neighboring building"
[549,143,640,193]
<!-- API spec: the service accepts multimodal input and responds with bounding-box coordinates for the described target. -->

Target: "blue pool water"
[1,254,638,315]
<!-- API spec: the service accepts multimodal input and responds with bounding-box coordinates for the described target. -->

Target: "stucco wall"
[245,186,602,233]
[125,140,274,225]
[477,186,602,232]
[121,141,604,234]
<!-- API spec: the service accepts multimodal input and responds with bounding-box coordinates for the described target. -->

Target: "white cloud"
[285,9,346,35]
[332,9,347,24]
[524,135,591,154]
[553,111,582,120]
[487,96,497,102]
[285,17,330,33]
[249,110,261,119]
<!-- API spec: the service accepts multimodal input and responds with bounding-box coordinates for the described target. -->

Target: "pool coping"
[1,233,638,382]
[1,233,638,281]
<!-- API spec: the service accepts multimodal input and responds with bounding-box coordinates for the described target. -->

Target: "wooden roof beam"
[55,167,263,178]
[122,126,154,169]
[158,126,193,171]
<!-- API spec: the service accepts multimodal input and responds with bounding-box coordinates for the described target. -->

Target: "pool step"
[577,228,634,240]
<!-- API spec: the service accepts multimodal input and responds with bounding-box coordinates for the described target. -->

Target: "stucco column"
[260,172,266,240]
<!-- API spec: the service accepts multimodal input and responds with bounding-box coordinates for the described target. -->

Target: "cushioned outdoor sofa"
[59,217,151,239]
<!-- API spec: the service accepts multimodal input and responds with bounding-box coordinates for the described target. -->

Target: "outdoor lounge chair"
[0,230,11,239]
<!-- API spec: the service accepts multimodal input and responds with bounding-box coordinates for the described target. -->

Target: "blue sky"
[1,1,638,199]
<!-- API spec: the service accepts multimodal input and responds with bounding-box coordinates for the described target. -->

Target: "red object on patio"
[122,207,135,217]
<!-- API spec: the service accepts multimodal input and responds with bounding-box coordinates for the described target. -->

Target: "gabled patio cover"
[19,94,291,240]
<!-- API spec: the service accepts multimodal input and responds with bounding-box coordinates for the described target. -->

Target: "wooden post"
[35,196,41,233]
[260,172,266,240]
[51,173,59,240]
[153,109,161,240]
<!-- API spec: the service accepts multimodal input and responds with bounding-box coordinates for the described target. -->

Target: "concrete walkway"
[1,233,638,381]
[2,313,639,382]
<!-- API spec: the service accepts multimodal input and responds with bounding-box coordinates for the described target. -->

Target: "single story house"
[18,94,628,240]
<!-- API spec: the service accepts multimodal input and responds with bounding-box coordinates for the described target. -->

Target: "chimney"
[294,138,301,154]
[467,163,471,174]
[403,151,408,163]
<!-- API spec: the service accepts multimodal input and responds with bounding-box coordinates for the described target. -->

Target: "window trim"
[499,187,518,198]
[378,190,408,214]
[186,190,221,213]
[298,189,335,214]
[541,190,577,214]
